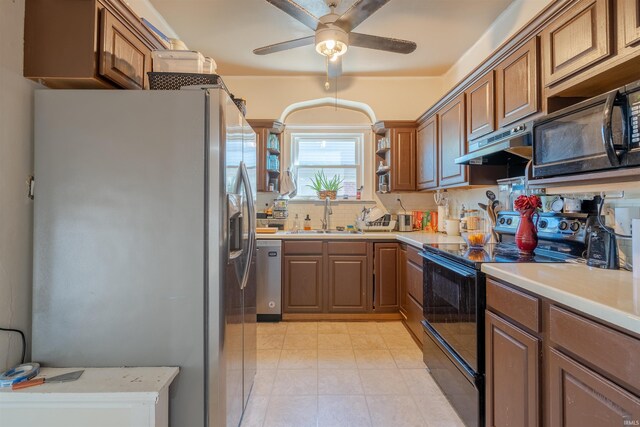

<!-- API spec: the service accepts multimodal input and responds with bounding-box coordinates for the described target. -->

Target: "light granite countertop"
[482,263,640,335]
[256,230,465,249]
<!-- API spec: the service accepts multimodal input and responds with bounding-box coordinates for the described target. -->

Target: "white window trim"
[290,132,365,201]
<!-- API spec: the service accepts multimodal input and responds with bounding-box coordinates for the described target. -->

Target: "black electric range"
[420,211,591,427]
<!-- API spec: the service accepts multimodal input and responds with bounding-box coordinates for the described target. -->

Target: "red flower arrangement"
[514,195,542,212]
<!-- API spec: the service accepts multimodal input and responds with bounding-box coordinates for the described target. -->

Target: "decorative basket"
[318,191,327,199]
[326,191,337,200]
[148,72,223,90]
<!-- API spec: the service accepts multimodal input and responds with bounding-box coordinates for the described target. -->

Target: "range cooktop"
[422,243,577,269]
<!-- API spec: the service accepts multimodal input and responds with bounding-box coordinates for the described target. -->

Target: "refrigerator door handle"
[239,161,256,290]
[228,193,244,261]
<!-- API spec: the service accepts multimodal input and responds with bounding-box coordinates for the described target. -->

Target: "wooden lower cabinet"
[374,243,400,312]
[399,246,408,315]
[283,255,323,313]
[327,255,368,313]
[547,347,640,426]
[485,311,540,427]
[399,245,424,343]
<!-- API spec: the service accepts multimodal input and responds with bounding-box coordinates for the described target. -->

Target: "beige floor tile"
[317,322,349,334]
[257,322,288,335]
[252,369,276,396]
[399,369,443,396]
[318,349,357,369]
[318,368,364,395]
[366,395,428,427]
[241,395,270,427]
[257,334,285,350]
[282,333,318,350]
[257,349,281,370]
[285,322,318,334]
[413,394,465,427]
[376,321,409,335]
[318,333,352,350]
[351,334,388,350]
[347,322,380,335]
[382,333,421,349]
[278,349,318,369]
[271,369,318,396]
[354,349,397,369]
[318,395,372,427]
[264,395,318,427]
[359,369,409,395]
[391,348,427,369]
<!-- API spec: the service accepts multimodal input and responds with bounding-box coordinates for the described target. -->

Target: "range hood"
[455,121,533,165]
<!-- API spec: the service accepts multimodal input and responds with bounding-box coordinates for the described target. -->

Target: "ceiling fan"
[253,0,417,78]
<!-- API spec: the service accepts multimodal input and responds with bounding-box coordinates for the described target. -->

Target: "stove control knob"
[499,217,506,225]
[506,218,513,226]
[570,222,580,232]
[559,221,568,231]
[539,219,548,229]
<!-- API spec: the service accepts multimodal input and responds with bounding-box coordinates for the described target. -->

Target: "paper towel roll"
[633,219,640,278]
[438,206,447,232]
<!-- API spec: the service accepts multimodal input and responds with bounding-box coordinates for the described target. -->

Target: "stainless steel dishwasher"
[256,239,282,322]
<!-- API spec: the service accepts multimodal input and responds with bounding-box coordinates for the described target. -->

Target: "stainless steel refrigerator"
[31,87,257,427]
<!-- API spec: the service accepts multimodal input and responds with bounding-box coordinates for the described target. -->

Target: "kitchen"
[0,0,639,426]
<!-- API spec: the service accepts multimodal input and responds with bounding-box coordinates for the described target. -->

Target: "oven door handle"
[602,90,624,167]
[420,252,477,278]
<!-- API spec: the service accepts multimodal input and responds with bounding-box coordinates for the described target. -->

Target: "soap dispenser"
[304,214,312,230]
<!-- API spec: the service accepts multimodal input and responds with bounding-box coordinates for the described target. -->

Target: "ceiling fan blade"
[253,36,315,55]
[328,57,342,78]
[335,0,391,32]
[349,33,417,54]
[265,0,320,30]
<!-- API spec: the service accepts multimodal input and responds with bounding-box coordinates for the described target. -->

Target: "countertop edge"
[481,264,640,336]
[256,231,464,249]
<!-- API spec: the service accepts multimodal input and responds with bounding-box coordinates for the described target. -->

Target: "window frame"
[290,132,364,200]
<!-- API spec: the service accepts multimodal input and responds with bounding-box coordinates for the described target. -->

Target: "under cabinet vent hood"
[455,121,533,165]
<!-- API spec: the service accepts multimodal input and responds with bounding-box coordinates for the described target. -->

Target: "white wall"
[0,0,38,370]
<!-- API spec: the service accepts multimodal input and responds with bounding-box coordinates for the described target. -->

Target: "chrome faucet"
[321,197,333,231]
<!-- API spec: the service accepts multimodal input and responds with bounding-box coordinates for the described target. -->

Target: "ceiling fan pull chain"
[325,56,331,91]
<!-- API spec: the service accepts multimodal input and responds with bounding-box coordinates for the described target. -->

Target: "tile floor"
[242,321,464,427]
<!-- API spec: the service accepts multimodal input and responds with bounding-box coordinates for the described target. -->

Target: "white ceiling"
[149,0,514,76]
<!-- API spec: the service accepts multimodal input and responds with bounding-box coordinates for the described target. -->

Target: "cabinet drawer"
[487,279,540,333]
[284,240,323,255]
[406,245,423,265]
[405,295,424,344]
[550,305,640,393]
[327,241,367,255]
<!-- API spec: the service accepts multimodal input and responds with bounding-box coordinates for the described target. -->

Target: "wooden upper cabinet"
[618,0,640,49]
[391,128,417,191]
[438,93,468,188]
[417,116,438,190]
[495,37,539,128]
[541,0,612,87]
[99,9,151,90]
[24,0,164,89]
[466,71,496,140]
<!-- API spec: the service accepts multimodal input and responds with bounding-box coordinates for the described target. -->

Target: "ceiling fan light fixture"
[315,26,348,59]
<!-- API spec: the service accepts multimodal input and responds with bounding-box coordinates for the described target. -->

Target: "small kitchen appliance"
[586,224,620,269]
[396,198,413,232]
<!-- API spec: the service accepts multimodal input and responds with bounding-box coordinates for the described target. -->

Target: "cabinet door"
[466,71,496,141]
[399,247,408,315]
[541,0,611,87]
[417,117,438,190]
[254,128,269,192]
[283,255,323,313]
[486,311,540,427]
[548,348,640,427]
[374,243,399,312]
[99,8,151,90]
[327,255,368,313]
[391,128,416,191]
[619,0,640,48]
[438,93,468,188]
[496,37,539,128]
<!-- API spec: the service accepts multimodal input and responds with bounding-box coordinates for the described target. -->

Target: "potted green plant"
[307,170,326,199]
[324,174,343,200]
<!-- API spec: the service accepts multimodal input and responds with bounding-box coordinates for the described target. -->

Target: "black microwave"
[533,80,640,178]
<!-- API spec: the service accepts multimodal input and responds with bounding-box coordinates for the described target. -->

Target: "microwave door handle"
[602,90,622,166]
[238,161,256,290]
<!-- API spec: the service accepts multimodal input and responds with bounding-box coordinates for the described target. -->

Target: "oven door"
[421,251,481,373]
[533,89,628,178]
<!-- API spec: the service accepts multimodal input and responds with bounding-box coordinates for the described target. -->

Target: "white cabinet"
[0,367,179,427]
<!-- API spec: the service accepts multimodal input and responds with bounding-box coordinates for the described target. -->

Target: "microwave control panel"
[630,91,640,146]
